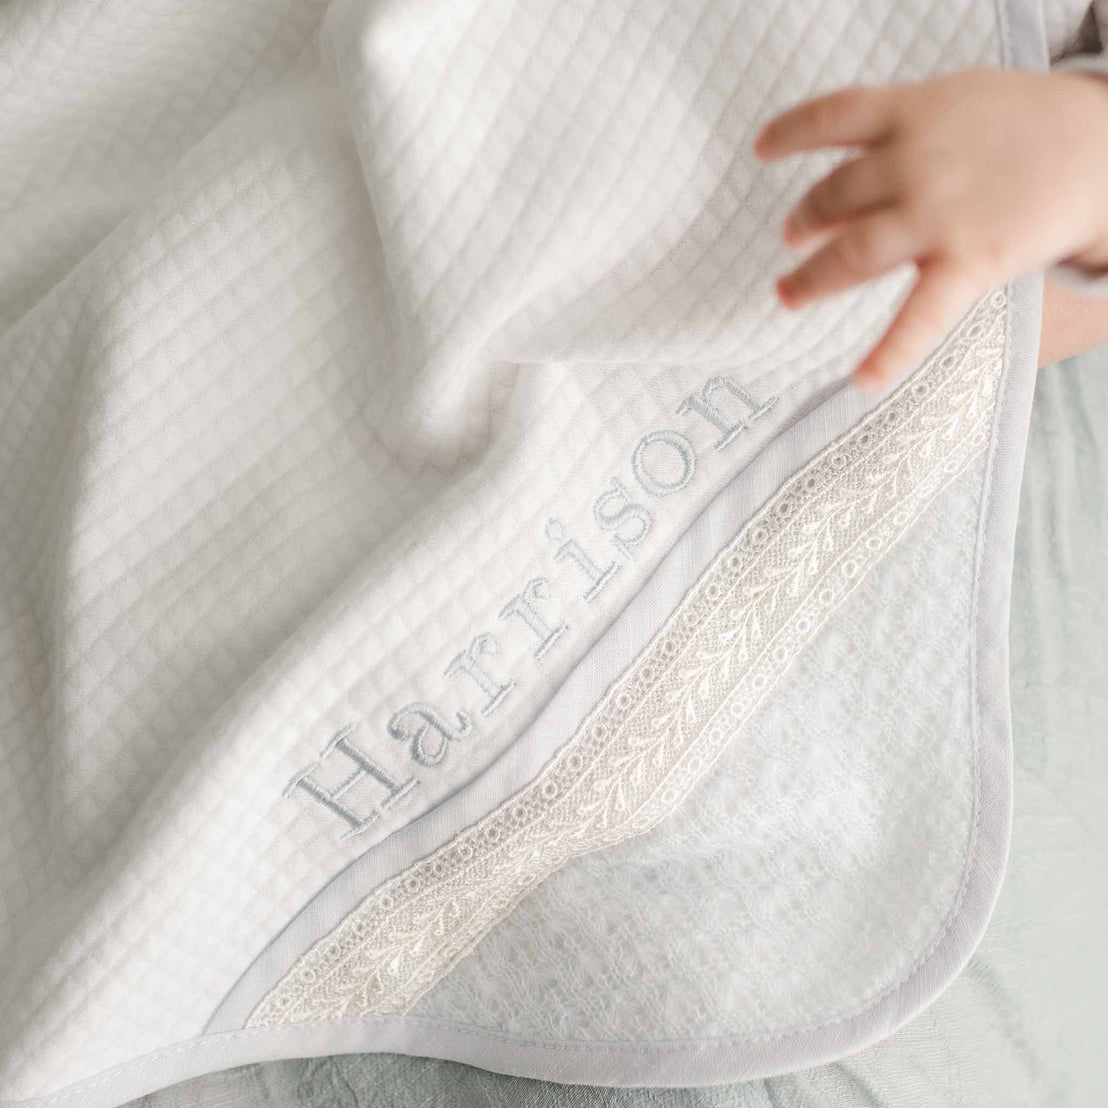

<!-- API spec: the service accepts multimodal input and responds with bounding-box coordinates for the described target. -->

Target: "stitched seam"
[246,289,1006,1030]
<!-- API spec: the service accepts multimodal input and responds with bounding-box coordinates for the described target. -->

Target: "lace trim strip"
[247,288,1007,1027]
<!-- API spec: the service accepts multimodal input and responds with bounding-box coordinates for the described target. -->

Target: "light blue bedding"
[132,345,1108,1108]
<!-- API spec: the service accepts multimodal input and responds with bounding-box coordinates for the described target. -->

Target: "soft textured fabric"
[0,0,1101,1103]
[408,450,988,1042]
[128,346,1108,1108]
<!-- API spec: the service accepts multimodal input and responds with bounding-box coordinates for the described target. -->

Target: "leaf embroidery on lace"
[247,288,1007,1027]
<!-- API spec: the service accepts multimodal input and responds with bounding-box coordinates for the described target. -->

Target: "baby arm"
[752,68,1108,388]
[1041,275,1108,367]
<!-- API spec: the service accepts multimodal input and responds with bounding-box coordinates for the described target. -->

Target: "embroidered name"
[288,375,777,837]
[285,723,417,839]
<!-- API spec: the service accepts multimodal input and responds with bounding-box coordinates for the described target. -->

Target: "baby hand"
[753,68,1108,390]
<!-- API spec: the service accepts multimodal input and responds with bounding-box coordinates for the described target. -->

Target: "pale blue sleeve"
[1045,41,1108,296]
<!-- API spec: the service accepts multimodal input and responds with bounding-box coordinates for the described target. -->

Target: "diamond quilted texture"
[0,0,1061,1099]
[413,451,985,1039]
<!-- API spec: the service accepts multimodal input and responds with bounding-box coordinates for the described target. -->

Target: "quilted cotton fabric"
[122,343,1108,1108]
[413,452,986,1040]
[240,286,1009,1035]
[0,0,1091,1103]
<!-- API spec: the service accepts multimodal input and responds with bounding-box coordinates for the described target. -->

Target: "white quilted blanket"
[0,0,1086,1104]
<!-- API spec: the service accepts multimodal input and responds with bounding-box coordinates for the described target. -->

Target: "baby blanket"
[0,0,1095,1104]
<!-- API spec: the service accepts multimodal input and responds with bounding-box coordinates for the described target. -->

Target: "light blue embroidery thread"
[593,476,653,559]
[546,517,620,602]
[631,429,696,497]
[387,703,474,768]
[284,722,418,839]
[677,374,778,450]
[445,632,515,715]
[499,577,568,659]
[285,375,780,841]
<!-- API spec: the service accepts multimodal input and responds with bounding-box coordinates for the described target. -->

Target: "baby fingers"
[852,261,979,390]
[776,210,919,308]
[753,85,896,160]
[783,154,897,245]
